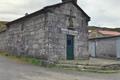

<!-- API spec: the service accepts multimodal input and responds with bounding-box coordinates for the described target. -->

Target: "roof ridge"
[7,1,90,25]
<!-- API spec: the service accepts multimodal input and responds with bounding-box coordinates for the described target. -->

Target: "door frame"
[66,34,74,60]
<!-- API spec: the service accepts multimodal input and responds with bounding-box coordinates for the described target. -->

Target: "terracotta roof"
[89,35,120,40]
[98,30,120,36]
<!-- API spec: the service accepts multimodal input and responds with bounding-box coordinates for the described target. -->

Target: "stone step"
[58,58,120,66]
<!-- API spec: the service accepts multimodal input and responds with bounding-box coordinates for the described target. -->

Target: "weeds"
[0,51,119,73]
[0,51,42,66]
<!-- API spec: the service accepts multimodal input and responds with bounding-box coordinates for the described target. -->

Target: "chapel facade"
[1,0,90,61]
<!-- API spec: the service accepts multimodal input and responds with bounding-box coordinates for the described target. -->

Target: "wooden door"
[67,35,74,60]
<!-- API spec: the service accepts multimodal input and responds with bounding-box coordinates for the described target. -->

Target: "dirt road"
[0,56,120,80]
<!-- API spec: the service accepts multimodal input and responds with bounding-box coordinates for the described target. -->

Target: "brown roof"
[98,30,120,36]
[89,35,120,40]
[7,1,90,26]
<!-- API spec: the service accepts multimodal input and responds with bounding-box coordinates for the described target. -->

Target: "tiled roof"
[98,30,120,36]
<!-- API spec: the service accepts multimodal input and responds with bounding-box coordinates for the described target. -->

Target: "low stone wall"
[89,37,120,59]
[0,31,8,52]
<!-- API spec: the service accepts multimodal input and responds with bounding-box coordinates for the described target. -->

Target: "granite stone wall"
[46,3,89,60]
[0,31,8,51]
[0,2,89,61]
[6,14,46,58]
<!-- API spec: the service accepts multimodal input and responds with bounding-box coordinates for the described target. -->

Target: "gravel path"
[0,56,120,80]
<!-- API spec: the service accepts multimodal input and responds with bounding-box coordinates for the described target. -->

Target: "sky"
[0,0,120,28]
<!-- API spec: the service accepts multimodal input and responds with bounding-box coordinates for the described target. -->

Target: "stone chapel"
[0,0,90,61]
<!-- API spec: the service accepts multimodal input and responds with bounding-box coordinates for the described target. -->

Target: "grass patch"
[0,51,41,65]
[0,51,119,73]
[0,51,57,68]
[19,56,41,65]
[0,51,9,56]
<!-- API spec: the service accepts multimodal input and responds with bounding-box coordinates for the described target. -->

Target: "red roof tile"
[98,30,120,36]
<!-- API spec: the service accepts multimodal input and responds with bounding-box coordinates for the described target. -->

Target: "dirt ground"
[0,56,120,80]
